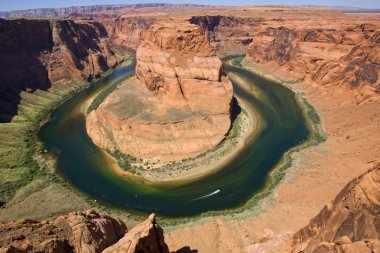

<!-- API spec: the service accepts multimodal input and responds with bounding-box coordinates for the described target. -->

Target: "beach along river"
[38,55,310,217]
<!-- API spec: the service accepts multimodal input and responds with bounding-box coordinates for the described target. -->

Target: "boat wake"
[192,189,220,201]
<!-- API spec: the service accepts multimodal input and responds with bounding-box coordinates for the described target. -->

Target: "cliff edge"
[86,19,234,163]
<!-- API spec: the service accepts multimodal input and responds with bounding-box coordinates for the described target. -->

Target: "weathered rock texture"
[246,23,380,102]
[187,14,380,102]
[0,211,169,253]
[101,15,157,49]
[190,15,263,54]
[87,20,234,163]
[291,165,380,253]
[103,213,169,253]
[0,18,120,122]
[0,210,127,253]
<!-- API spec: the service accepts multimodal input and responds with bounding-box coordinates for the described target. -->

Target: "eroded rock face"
[0,210,127,253]
[87,20,234,163]
[0,211,169,253]
[291,165,380,253]
[103,213,169,253]
[101,15,157,49]
[246,24,380,101]
[0,18,121,122]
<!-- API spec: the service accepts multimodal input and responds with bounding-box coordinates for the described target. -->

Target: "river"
[38,55,310,217]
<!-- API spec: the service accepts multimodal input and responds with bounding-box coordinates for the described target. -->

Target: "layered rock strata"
[0,18,120,122]
[246,23,380,102]
[87,20,234,163]
[101,15,157,49]
[291,165,380,253]
[0,210,127,252]
[0,210,169,253]
[103,213,169,253]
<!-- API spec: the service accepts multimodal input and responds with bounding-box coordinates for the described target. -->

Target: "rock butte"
[0,5,379,253]
[86,19,234,163]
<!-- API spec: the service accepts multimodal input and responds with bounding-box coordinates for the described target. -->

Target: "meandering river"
[38,55,310,217]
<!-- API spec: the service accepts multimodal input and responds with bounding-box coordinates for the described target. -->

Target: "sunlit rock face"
[87,19,234,163]
[291,166,380,253]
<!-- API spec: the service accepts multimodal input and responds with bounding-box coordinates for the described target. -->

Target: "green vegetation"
[87,73,134,114]
[106,148,140,174]
[0,54,135,205]
[0,85,84,202]
[87,54,135,115]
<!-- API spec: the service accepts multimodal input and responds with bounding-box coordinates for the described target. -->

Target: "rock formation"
[246,23,380,102]
[0,210,127,252]
[103,213,169,253]
[0,211,169,253]
[101,15,157,49]
[87,20,234,163]
[0,18,121,122]
[190,15,263,54]
[291,165,380,253]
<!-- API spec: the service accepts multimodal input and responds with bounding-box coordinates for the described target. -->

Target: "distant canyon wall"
[246,24,380,102]
[190,15,379,101]
[0,18,120,122]
[100,15,157,49]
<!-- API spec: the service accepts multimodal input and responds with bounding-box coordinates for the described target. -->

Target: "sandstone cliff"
[190,15,262,54]
[246,24,380,102]
[291,165,380,253]
[0,18,120,122]
[0,210,126,252]
[0,211,169,253]
[101,15,157,49]
[188,14,380,102]
[87,20,234,163]
[103,213,169,253]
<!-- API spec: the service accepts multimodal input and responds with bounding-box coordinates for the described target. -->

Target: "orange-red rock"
[87,19,234,163]
[103,213,169,253]
[291,166,380,253]
[0,210,127,253]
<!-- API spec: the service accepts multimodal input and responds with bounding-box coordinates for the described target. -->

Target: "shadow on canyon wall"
[0,19,53,122]
[0,18,117,123]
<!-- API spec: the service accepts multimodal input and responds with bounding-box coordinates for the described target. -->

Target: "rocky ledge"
[86,19,234,163]
[0,210,169,253]
[291,165,380,253]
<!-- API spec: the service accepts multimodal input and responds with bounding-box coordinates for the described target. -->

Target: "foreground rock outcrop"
[0,210,127,252]
[291,165,380,253]
[0,18,120,122]
[0,211,169,253]
[103,213,169,253]
[87,19,234,163]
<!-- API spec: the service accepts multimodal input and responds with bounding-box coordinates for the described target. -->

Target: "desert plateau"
[0,2,379,253]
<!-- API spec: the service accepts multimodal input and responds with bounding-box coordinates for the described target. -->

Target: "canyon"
[0,18,124,122]
[86,19,234,163]
[0,4,379,253]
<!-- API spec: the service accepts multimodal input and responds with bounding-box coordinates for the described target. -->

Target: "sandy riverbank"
[164,59,380,252]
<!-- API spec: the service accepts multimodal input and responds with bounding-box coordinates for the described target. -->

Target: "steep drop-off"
[0,210,169,253]
[188,14,380,102]
[101,15,157,49]
[291,165,380,253]
[246,24,380,102]
[87,19,234,163]
[0,18,120,122]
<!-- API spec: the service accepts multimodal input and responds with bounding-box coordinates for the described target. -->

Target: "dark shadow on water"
[173,246,198,253]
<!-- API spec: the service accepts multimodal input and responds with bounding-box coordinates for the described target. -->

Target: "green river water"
[38,55,310,217]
